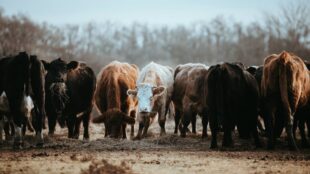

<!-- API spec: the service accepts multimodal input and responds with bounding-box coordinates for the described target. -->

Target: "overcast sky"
[1,0,285,26]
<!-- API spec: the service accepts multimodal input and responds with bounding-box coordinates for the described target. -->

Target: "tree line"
[0,1,309,73]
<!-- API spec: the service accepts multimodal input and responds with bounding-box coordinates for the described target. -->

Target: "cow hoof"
[222,141,233,148]
[13,142,23,150]
[83,138,90,142]
[254,142,263,149]
[301,140,310,148]
[210,143,218,149]
[201,134,208,139]
[48,132,55,137]
[267,144,275,150]
[133,136,141,141]
[5,136,12,141]
[36,143,44,148]
[289,146,299,151]
[180,133,186,138]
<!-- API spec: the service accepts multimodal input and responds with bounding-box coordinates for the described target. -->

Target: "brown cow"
[172,63,209,138]
[93,61,138,138]
[261,51,310,150]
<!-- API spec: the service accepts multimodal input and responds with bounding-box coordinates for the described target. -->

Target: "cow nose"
[140,107,148,112]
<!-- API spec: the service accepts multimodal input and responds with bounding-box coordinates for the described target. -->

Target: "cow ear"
[67,61,79,70]
[127,89,137,96]
[153,86,165,96]
[41,60,50,70]
[92,114,106,123]
[246,66,257,75]
[123,115,135,124]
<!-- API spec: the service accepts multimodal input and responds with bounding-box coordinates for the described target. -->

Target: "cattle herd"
[0,51,310,152]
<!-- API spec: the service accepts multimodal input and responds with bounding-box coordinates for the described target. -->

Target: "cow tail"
[216,66,225,124]
[278,52,291,115]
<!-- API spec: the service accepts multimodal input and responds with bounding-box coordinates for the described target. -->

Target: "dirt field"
[1,117,310,174]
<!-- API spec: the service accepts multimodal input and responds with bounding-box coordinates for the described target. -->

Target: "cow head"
[127,83,165,113]
[92,109,135,138]
[42,58,79,125]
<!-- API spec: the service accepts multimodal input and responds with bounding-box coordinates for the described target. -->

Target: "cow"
[0,92,34,143]
[0,52,46,148]
[43,58,96,140]
[172,63,209,138]
[261,51,310,150]
[93,61,137,138]
[127,62,173,140]
[205,62,261,149]
[246,66,266,135]
[292,60,310,145]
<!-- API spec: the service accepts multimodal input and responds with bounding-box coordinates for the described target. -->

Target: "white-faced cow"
[0,52,46,148]
[127,62,173,140]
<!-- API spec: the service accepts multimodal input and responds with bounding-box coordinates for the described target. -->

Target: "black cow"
[43,58,96,140]
[246,66,266,134]
[0,52,46,148]
[205,63,261,148]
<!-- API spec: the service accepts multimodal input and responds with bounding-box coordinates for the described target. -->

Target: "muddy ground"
[1,117,310,174]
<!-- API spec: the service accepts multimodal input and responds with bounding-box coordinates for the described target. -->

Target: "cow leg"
[191,113,197,134]
[180,106,191,137]
[174,108,181,134]
[285,113,298,151]
[209,112,218,149]
[142,117,150,138]
[6,121,14,140]
[47,113,57,136]
[122,124,127,139]
[104,126,108,138]
[73,116,82,139]
[250,113,261,148]
[32,107,44,147]
[22,118,26,136]
[307,119,310,138]
[0,116,3,144]
[12,117,23,149]
[293,117,298,139]
[222,120,233,147]
[129,110,136,138]
[257,116,266,136]
[4,122,10,141]
[299,120,309,148]
[67,115,76,139]
[201,112,208,139]
[134,113,145,140]
[134,122,144,140]
[262,105,276,150]
[82,111,91,140]
[159,106,167,136]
